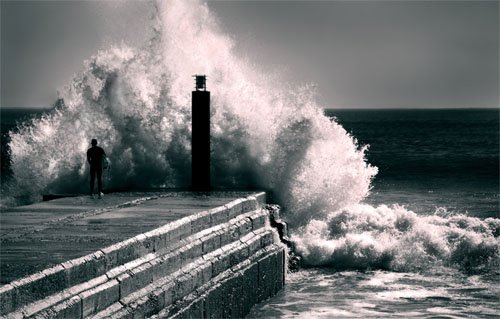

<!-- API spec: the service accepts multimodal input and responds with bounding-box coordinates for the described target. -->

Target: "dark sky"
[1,0,498,109]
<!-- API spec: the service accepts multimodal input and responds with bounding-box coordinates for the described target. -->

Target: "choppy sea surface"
[332,109,498,219]
[248,109,499,318]
[248,268,499,318]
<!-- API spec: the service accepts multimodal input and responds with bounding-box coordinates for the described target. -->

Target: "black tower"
[191,75,211,191]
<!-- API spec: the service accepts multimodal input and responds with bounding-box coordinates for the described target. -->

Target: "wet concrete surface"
[0,191,253,284]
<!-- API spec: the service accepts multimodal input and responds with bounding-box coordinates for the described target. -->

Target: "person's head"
[91,139,97,146]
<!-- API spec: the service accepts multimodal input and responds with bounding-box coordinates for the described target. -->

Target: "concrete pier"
[0,192,286,318]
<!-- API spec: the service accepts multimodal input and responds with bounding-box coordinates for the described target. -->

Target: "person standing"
[87,139,106,198]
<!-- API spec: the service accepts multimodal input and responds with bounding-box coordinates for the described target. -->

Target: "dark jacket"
[87,146,106,168]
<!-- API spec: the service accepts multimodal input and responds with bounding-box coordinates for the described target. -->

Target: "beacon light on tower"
[194,75,207,91]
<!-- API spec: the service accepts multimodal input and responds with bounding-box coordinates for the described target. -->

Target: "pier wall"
[0,193,286,318]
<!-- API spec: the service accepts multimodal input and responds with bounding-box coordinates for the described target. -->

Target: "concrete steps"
[1,192,286,318]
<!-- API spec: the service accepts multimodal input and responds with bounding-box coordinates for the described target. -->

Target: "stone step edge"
[18,210,271,318]
[90,229,280,319]
[161,244,286,319]
[0,192,265,315]
[4,209,270,318]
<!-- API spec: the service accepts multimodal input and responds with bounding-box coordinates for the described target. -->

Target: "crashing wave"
[4,0,497,272]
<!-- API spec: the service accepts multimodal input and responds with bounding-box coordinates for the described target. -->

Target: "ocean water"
[330,109,499,219]
[247,109,499,318]
[1,0,498,317]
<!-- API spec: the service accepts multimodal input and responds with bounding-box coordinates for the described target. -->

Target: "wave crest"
[292,204,499,272]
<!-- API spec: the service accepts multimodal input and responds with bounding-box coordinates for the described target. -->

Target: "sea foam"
[292,204,499,272]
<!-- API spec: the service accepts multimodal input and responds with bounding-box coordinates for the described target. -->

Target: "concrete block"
[105,253,155,280]
[80,279,120,317]
[169,219,192,241]
[116,273,132,300]
[190,210,211,234]
[149,287,168,313]
[128,286,166,319]
[215,289,229,319]
[209,206,229,226]
[100,248,118,272]
[214,276,244,319]
[240,262,259,316]
[114,236,151,266]
[192,268,204,291]
[218,226,232,247]
[149,229,170,253]
[257,254,274,302]
[63,251,107,287]
[52,295,82,319]
[40,264,68,293]
[260,231,275,248]
[149,257,169,283]
[229,243,249,267]
[202,223,223,238]
[143,223,175,253]
[92,302,125,319]
[151,252,181,282]
[101,240,130,270]
[165,237,188,255]
[252,192,267,208]
[201,232,220,254]
[225,199,243,220]
[180,240,203,267]
[228,223,240,242]
[135,233,155,255]
[203,284,223,319]
[0,284,15,315]
[211,255,231,278]
[237,218,253,237]
[198,261,213,284]
[132,281,175,316]
[118,261,154,298]
[249,211,267,231]
[172,273,195,303]
[162,282,175,308]
[241,197,258,214]
[245,233,262,256]
[228,275,244,319]
[275,248,285,294]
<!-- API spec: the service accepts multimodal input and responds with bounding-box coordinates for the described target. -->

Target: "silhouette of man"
[87,139,106,198]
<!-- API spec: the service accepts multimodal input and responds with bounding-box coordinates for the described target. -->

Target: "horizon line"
[325,106,499,110]
[1,106,499,111]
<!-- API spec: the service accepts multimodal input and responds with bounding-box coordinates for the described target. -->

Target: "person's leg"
[90,166,96,195]
[97,167,103,196]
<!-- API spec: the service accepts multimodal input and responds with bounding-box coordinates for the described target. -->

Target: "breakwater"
[0,192,286,318]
